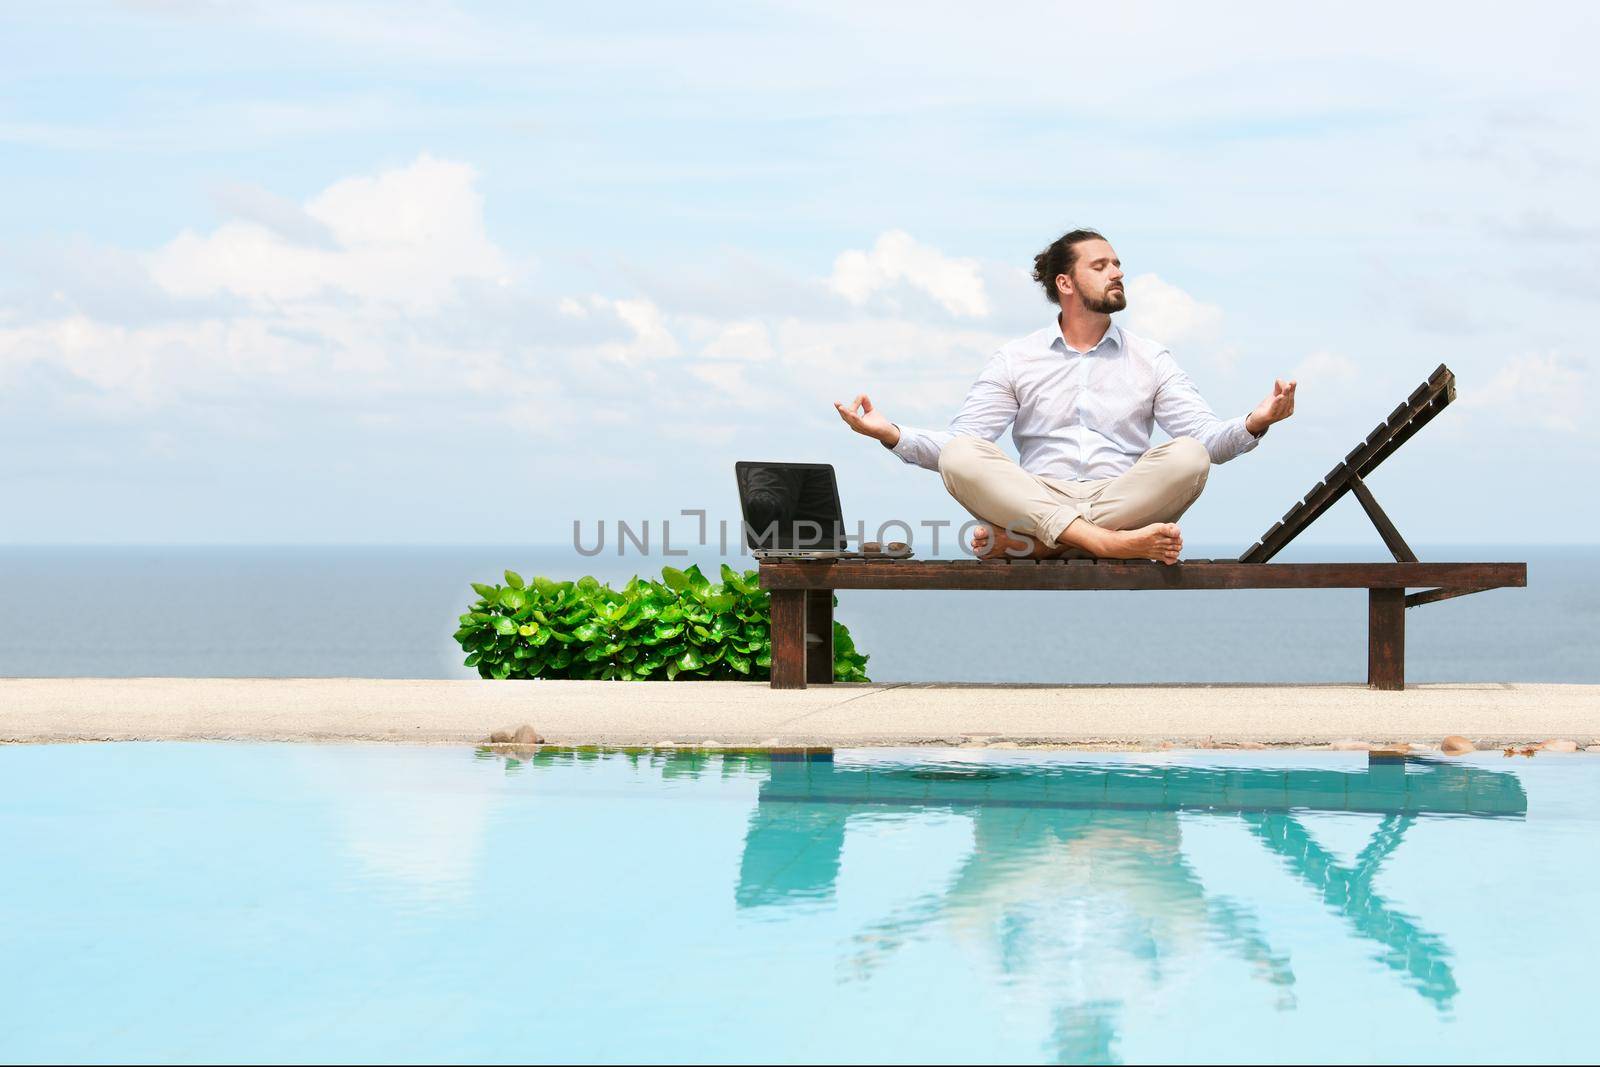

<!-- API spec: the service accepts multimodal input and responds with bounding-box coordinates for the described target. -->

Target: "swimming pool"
[2,745,1592,1064]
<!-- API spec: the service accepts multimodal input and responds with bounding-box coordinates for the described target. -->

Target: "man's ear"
[1055,273,1072,301]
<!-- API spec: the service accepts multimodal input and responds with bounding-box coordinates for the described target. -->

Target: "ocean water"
[0,544,1592,683]
[0,744,1591,1064]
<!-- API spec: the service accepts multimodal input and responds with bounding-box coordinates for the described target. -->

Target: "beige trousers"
[937,436,1210,547]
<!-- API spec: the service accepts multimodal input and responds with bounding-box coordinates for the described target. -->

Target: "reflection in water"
[733,755,1525,1064]
[475,748,1527,1064]
[0,743,1559,1064]
[292,746,506,903]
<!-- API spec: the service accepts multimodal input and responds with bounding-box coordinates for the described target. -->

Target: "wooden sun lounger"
[760,364,1526,690]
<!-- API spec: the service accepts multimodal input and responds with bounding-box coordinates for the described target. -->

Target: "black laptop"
[734,461,911,559]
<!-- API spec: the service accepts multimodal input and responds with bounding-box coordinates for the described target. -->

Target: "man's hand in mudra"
[834,394,901,448]
[1245,379,1297,436]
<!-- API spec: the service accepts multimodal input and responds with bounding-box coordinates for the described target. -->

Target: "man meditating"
[834,229,1297,564]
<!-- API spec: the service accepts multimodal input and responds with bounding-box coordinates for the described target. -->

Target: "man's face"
[1060,239,1126,313]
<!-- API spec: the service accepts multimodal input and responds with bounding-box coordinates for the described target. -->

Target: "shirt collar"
[1050,320,1122,355]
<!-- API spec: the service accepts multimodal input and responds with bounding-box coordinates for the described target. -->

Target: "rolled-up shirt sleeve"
[885,352,1018,472]
[1151,350,1261,464]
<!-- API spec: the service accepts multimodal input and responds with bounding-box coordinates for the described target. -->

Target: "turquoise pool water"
[2,745,1593,1064]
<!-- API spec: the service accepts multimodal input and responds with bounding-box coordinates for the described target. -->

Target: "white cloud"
[0,155,553,433]
[829,230,990,318]
[1119,274,1224,347]
[1461,351,1591,434]
[597,297,681,363]
[149,154,508,309]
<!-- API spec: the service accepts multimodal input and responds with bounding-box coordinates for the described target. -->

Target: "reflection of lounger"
[748,756,1529,817]
[737,757,1527,1012]
[759,365,1527,689]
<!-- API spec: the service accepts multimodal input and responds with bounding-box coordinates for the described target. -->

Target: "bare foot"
[969,525,1061,560]
[1068,522,1184,564]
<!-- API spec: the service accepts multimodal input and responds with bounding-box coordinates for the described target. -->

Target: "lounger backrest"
[1239,364,1455,564]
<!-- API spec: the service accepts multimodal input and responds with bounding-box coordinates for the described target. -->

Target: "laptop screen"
[735,462,846,551]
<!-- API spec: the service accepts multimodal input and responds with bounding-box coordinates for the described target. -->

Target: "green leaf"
[720,562,740,587]
[471,582,498,599]
[704,593,735,614]
[493,616,518,636]
[833,621,856,655]
[726,651,751,675]
[518,623,538,637]
[684,564,712,592]
[661,566,690,592]
[678,648,704,671]
[504,570,525,590]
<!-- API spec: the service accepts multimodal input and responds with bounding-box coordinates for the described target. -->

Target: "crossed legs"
[937,436,1210,564]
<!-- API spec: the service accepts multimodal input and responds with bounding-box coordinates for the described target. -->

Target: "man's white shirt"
[889,320,1261,481]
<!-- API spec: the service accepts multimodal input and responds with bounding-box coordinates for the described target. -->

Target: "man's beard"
[1082,286,1126,314]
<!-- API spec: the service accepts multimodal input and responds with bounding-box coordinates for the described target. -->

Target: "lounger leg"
[769,589,807,690]
[1367,588,1405,691]
[805,589,834,685]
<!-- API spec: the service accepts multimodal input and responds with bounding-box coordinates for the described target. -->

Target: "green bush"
[454,563,870,682]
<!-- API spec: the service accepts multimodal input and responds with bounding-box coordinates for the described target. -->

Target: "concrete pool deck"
[3,678,1598,749]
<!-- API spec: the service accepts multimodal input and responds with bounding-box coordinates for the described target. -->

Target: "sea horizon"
[3,543,1589,685]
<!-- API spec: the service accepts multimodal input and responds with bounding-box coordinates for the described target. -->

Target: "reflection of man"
[845,800,1298,1063]
[835,229,1297,563]
[741,465,839,548]
[737,761,1297,1063]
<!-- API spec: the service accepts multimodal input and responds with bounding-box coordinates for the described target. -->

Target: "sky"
[2,2,1597,547]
